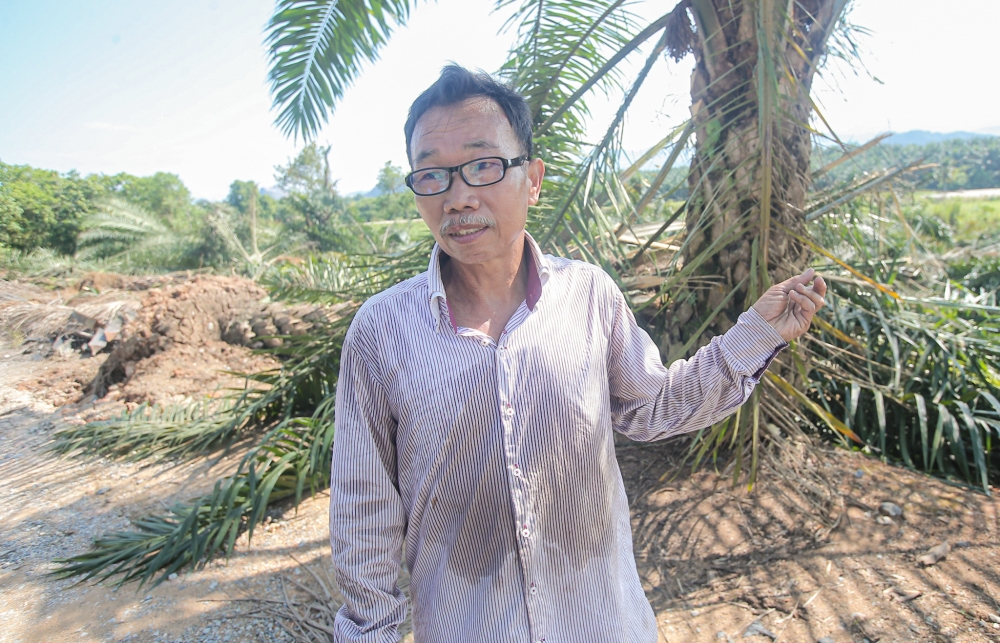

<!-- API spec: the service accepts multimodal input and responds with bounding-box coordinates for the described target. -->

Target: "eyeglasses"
[404,156,529,196]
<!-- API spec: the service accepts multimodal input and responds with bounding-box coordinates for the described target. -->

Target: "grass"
[911,194,1000,245]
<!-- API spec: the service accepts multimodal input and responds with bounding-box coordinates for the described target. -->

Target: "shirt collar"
[428,231,550,333]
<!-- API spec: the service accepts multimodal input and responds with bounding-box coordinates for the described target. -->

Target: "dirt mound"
[89,275,335,402]
[4,274,332,407]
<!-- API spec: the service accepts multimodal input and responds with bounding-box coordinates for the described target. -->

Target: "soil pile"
[2,273,331,407]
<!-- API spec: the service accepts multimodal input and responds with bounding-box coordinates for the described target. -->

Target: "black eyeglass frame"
[404,155,530,196]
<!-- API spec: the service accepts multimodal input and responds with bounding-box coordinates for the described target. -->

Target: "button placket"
[497,334,539,641]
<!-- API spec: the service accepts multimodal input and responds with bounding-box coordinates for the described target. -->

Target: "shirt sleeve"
[330,325,408,643]
[606,282,787,442]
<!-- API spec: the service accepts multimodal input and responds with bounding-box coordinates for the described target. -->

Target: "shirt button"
[505,407,514,417]
[521,526,530,538]
[480,338,489,346]
[529,584,538,595]
[513,467,522,478]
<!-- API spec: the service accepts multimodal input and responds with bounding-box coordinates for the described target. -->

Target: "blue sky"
[1,1,998,199]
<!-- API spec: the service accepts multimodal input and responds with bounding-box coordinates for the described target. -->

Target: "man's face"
[409,97,544,267]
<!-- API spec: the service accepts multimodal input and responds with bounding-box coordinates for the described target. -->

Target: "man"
[330,65,826,643]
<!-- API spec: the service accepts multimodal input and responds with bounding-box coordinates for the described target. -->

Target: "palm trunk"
[665,0,846,355]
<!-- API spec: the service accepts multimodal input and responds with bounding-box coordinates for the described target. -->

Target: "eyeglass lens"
[409,158,507,195]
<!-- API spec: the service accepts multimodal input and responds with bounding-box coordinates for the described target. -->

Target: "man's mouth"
[451,226,485,237]
[440,214,496,239]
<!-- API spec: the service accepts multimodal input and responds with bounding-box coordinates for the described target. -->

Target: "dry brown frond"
[0,280,53,304]
[249,557,413,643]
[0,292,141,340]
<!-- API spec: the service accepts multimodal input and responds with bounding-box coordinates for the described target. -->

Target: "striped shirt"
[330,233,786,643]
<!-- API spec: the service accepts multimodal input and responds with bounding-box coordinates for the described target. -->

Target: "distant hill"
[884,130,990,146]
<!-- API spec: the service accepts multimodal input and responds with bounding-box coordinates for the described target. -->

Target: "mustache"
[440,214,497,236]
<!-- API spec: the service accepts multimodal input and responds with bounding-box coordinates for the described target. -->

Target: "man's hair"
[404,65,534,165]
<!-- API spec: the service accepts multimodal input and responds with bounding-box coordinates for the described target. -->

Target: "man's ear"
[526,158,545,206]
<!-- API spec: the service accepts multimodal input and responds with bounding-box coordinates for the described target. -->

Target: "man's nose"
[442,172,480,212]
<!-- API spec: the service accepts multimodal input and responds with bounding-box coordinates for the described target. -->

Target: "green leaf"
[956,401,990,494]
[874,390,887,457]
[932,404,947,473]
[266,0,414,140]
[914,394,929,470]
[979,391,1000,428]
[942,405,971,481]
[847,381,861,429]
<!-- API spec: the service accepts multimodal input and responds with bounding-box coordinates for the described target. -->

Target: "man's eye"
[416,170,445,183]
[471,160,500,173]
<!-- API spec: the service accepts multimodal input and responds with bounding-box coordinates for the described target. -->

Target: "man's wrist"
[719,309,788,380]
[745,307,789,348]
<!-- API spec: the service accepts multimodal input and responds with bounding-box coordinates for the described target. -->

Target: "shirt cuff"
[719,308,788,381]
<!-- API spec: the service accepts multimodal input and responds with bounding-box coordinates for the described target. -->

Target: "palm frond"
[51,400,244,462]
[76,197,200,270]
[497,0,643,193]
[54,417,336,588]
[266,0,414,140]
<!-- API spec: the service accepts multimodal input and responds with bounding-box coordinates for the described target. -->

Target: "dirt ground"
[2,277,1000,643]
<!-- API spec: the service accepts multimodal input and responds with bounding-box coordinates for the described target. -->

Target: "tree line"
[0,143,421,271]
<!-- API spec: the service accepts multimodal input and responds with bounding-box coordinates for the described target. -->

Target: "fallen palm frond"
[246,559,345,643]
[51,400,244,462]
[256,574,342,642]
[0,289,142,341]
[245,556,415,642]
[53,416,336,588]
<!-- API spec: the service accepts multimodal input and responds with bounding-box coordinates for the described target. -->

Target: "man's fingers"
[778,268,816,293]
[795,283,826,310]
[812,275,827,298]
[775,271,826,340]
[779,270,827,306]
[789,289,817,313]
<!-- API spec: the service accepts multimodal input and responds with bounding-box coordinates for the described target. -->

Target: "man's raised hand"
[750,268,827,342]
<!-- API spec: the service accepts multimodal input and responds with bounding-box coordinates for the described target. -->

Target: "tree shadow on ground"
[619,438,1000,642]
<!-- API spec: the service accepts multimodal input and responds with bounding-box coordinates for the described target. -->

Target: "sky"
[1,0,998,200]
